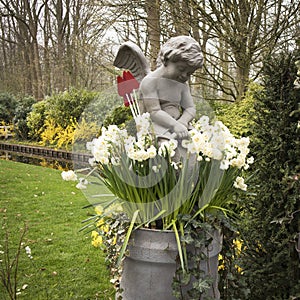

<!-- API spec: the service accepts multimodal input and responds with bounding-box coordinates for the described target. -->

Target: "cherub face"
[164,61,197,83]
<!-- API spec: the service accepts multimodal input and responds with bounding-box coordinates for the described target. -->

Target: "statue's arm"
[177,84,196,127]
[140,78,188,138]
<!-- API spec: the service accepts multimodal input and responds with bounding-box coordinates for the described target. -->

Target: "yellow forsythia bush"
[73,118,101,144]
[56,120,77,149]
[40,118,63,146]
[40,117,100,149]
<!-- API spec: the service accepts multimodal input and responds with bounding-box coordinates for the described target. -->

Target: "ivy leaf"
[192,277,211,293]
[181,272,191,285]
[181,234,194,244]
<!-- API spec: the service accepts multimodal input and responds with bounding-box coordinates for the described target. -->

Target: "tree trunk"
[170,0,190,36]
[55,0,68,91]
[146,0,161,70]
[43,1,51,96]
[235,59,250,101]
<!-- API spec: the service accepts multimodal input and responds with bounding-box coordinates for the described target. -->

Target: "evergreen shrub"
[0,92,17,123]
[14,96,36,139]
[45,88,97,128]
[240,51,300,299]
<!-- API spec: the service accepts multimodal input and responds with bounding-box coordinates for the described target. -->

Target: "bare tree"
[0,0,44,98]
[158,0,299,101]
[43,0,52,95]
[194,0,300,101]
[0,0,115,97]
[0,0,299,101]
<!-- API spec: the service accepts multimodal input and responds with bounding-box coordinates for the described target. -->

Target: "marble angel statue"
[113,35,203,141]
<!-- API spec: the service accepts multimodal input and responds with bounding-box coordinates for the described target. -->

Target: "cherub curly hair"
[157,36,203,69]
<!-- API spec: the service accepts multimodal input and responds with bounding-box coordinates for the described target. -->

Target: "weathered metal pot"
[118,228,222,300]
[118,228,178,300]
[184,228,223,299]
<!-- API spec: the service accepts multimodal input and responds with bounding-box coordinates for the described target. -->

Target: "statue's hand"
[178,120,188,129]
[173,122,189,139]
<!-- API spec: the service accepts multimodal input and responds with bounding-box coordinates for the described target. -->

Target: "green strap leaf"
[172,220,186,274]
[117,209,139,267]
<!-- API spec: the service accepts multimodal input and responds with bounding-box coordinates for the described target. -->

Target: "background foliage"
[238,51,300,299]
[24,88,123,148]
[214,82,259,137]
[13,96,36,139]
[0,93,17,124]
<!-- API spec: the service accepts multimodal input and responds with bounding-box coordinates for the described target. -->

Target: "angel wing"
[113,41,151,82]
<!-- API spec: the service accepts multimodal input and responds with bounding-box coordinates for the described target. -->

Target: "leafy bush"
[26,100,48,140]
[0,92,17,123]
[26,88,119,146]
[73,118,101,146]
[14,96,36,139]
[82,88,122,125]
[239,51,300,299]
[39,117,101,150]
[45,88,97,128]
[214,82,259,137]
[102,105,132,128]
[40,118,64,147]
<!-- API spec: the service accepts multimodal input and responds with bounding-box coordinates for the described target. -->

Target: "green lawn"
[0,159,114,300]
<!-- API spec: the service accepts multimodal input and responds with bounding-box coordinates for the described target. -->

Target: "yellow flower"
[235,264,243,274]
[218,264,225,271]
[233,239,242,254]
[91,231,103,247]
[101,224,110,233]
[218,254,225,271]
[92,236,103,247]
[95,205,103,215]
[96,219,105,227]
[91,230,99,239]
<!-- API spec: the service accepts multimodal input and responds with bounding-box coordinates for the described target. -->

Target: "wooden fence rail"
[0,142,92,163]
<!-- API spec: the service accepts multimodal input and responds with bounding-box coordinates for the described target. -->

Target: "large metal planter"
[118,228,222,300]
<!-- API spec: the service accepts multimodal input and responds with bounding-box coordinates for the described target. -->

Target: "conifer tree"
[242,51,300,299]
